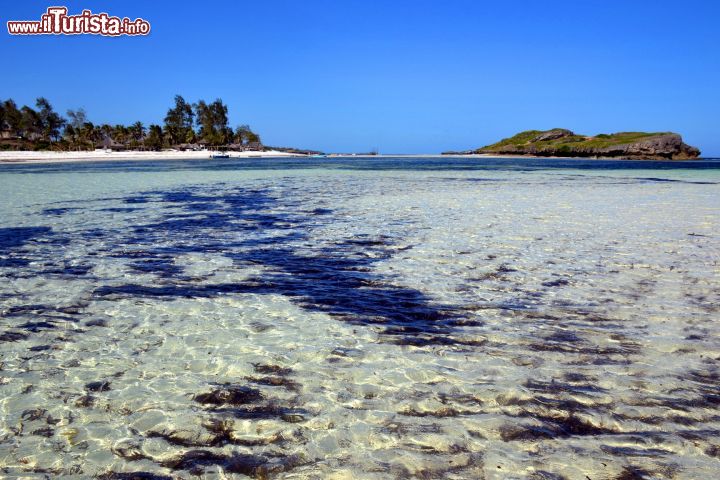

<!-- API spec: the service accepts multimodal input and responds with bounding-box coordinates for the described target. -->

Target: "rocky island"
[445,129,701,160]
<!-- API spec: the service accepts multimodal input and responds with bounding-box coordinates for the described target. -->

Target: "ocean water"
[0,157,718,479]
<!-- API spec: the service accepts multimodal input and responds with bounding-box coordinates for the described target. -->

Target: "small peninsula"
[445,129,701,160]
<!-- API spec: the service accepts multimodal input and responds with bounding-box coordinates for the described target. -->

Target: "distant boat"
[209,152,230,159]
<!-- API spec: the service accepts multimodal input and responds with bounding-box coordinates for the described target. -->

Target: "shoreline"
[440,153,709,161]
[0,149,307,165]
[0,150,714,165]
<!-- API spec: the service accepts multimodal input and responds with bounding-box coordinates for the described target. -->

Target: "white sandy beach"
[0,149,306,164]
[1,151,707,166]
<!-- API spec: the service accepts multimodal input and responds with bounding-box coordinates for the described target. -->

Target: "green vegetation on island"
[446,128,701,160]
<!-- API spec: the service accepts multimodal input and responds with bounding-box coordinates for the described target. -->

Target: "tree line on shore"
[0,95,261,151]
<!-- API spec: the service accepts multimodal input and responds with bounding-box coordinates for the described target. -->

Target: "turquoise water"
[0,157,719,479]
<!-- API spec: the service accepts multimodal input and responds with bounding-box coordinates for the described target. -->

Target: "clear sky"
[1,0,718,154]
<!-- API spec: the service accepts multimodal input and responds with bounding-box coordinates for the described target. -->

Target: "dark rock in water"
[448,129,702,160]
[194,384,263,406]
[85,380,111,392]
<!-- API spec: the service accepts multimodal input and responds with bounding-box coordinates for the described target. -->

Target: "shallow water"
[0,157,719,479]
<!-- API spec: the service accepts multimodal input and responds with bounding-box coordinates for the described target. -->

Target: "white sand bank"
[0,149,306,165]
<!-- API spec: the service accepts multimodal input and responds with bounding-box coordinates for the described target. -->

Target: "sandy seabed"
[0,160,718,479]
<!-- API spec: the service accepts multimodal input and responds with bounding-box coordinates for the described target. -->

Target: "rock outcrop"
[446,129,701,160]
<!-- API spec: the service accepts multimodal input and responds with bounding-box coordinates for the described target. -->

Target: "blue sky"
[1,0,718,154]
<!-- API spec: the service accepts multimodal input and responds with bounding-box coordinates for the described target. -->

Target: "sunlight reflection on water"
[0,158,718,479]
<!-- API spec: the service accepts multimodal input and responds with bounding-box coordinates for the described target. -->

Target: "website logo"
[7,6,151,36]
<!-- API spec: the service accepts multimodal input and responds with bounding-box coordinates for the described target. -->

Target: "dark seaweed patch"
[99,207,141,213]
[399,407,476,418]
[40,262,93,277]
[203,418,285,446]
[391,451,484,478]
[31,426,54,437]
[525,378,606,395]
[252,363,293,376]
[310,208,332,215]
[214,404,308,422]
[705,445,720,458]
[501,412,616,441]
[0,257,31,268]
[634,176,718,185]
[0,331,28,342]
[83,185,464,346]
[18,321,57,332]
[535,412,616,437]
[21,408,47,421]
[160,449,306,477]
[500,423,557,441]
[29,345,52,352]
[147,419,286,449]
[97,473,173,480]
[145,429,214,448]
[85,380,111,392]
[75,395,96,407]
[85,319,108,327]
[246,375,300,391]
[0,226,52,250]
[600,445,672,457]
[497,394,590,414]
[530,471,568,480]
[128,257,183,278]
[614,465,654,480]
[42,207,80,216]
[194,384,263,406]
[123,196,151,204]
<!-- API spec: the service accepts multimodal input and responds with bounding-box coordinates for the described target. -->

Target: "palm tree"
[20,106,42,140]
[124,121,144,148]
[129,121,145,146]
[78,122,95,149]
[112,124,128,146]
[35,98,65,142]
